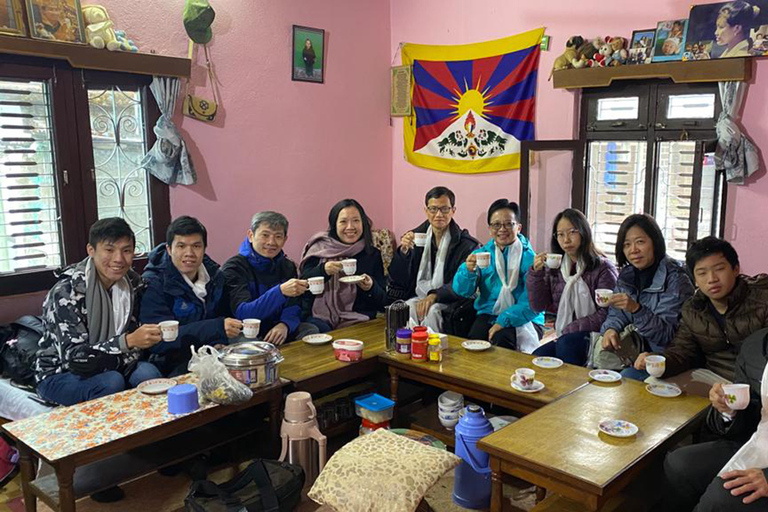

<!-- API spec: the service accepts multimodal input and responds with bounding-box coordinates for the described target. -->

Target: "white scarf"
[183,262,210,303]
[415,226,451,299]
[492,239,522,315]
[555,254,596,336]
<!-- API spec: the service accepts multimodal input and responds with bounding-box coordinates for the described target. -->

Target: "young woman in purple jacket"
[529,209,618,365]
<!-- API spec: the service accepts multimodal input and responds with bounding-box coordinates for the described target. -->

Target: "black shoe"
[90,485,125,503]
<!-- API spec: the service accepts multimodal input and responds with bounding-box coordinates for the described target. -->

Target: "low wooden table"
[2,375,286,512]
[478,378,710,512]
[380,336,590,414]
[279,318,387,394]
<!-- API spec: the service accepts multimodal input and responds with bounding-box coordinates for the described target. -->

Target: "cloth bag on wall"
[140,76,197,185]
[716,81,759,185]
[183,44,219,123]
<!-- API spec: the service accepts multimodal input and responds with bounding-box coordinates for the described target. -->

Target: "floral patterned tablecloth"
[2,374,217,462]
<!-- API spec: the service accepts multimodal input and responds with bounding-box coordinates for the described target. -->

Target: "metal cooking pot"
[219,341,284,389]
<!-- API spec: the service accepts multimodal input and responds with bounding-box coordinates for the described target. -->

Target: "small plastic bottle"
[428,334,443,363]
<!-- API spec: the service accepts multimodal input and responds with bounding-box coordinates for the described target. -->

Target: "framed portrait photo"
[292,25,324,83]
[652,18,689,62]
[26,0,85,44]
[628,29,656,64]
[0,0,26,37]
[687,1,768,59]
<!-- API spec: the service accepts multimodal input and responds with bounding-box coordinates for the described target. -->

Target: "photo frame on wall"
[687,1,768,59]
[628,29,655,64]
[292,25,324,83]
[652,18,688,62]
[26,0,85,43]
[0,0,26,37]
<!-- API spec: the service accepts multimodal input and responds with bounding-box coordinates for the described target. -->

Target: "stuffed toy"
[576,37,602,65]
[549,36,584,79]
[593,40,612,67]
[82,5,138,52]
[605,36,628,66]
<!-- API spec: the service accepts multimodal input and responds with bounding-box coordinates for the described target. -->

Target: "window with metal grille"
[581,81,724,260]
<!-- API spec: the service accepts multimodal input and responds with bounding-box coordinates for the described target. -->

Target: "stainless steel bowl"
[219,341,284,389]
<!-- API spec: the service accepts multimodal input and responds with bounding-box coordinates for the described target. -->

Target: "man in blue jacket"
[222,211,318,345]
[141,216,242,376]
[453,199,544,352]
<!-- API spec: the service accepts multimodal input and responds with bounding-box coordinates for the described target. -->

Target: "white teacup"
[413,232,428,247]
[475,252,491,269]
[645,355,666,378]
[722,383,750,411]
[243,318,261,339]
[341,259,357,276]
[546,254,563,269]
[308,277,325,295]
[595,289,614,308]
[159,320,179,342]
[514,368,536,390]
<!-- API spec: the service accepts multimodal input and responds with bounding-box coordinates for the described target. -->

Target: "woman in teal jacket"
[453,199,545,352]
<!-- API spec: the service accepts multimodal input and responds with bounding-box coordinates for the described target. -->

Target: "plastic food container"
[354,393,395,424]
[332,339,364,362]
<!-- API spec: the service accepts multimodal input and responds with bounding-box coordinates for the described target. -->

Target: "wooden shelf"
[553,57,752,89]
[0,35,190,78]
[407,402,457,448]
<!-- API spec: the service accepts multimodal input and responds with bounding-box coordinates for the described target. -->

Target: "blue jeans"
[305,317,333,333]
[621,366,650,381]
[532,331,591,366]
[38,361,162,406]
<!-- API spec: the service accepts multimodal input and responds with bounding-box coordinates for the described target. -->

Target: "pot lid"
[219,341,281,367]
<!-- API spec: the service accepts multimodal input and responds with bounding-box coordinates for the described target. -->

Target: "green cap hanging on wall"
[183,0,215,44]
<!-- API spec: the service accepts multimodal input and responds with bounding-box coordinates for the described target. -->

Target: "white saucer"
[589,369,622,383]
[137,378,177,395]
[599,419,638,438]
[303,333,333,345]
[646,383,682,398]
[462,340,491,352]
[532,356,563,369]
[511,380,545,393]
[339,275,364,284]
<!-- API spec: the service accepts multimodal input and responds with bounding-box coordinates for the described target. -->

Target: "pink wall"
[390,0,768,274]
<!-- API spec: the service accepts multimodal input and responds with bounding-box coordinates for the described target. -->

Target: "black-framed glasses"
[426,206,453,215]
[554,228,580,241]
[490,222,516,231]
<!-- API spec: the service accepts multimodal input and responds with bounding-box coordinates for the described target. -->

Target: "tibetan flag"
[403,28,544,174]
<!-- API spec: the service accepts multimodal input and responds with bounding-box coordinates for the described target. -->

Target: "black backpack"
[185,459,305,512]
[0,316,44,388]
[442,298,477,338]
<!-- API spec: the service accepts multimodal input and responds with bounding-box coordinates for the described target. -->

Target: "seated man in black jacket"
[660,327,768,511]
[388,186,479,331]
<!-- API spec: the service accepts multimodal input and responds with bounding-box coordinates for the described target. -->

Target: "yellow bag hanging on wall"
[183,44,219,123]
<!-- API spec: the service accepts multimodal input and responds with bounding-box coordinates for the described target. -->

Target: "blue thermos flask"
[453,405,494,509]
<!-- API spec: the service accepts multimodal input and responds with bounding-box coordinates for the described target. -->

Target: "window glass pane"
[0,79,63,275]
[88,87,152,254]
[596,97,639,121]
[698,152,718,237]
[655,141,697,261]
[666,94,716,119]
[586,141,647,258]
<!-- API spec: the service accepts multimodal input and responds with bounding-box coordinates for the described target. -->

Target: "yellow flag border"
[402,28,544,174]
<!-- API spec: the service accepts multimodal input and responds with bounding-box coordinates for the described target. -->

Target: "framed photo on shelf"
[628,29,655,64]
[687,1,768,59]
[652,19,688,62]
[0,0,26,36]
[292,25,324,83]
[25,0,85,43]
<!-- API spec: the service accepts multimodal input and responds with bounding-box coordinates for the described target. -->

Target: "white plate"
[646,383,682,398]
[302,333,333,345]
[462,340,491,352]
[510,380,545,393]
[532,356,563,369]
[339,275,365,284]
[589,369,622,383]
[137,378,177,395]
[599,419,638,438]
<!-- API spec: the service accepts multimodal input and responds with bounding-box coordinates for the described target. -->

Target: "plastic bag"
[188,345,253,405]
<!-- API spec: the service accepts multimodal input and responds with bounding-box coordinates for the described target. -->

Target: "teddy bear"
[81,5,138,52]
[605,36,628,66]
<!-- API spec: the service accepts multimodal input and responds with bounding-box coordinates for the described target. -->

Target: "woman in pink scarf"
[300,199,387,332]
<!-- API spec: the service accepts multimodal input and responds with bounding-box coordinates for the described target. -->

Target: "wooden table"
[279,318,387,394]
[478,379,710,512]
[380,336,591,415]
[2,375,286,512]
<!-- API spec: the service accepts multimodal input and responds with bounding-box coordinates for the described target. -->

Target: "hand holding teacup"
[595,289,614,308]
[399,231,415,254]
[223,318,243,339]
[533,253,547,271]
[721,383,750,411]
[607,292,641,313]
[324,261,344,276]
[280,278,309,297]
[545,254,562,269]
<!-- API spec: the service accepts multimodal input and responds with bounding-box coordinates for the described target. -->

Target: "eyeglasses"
[489,222,517,231]
[554,228,580,241]
[426,206,454,215]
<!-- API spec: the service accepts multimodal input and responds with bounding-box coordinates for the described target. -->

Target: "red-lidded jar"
[411,331,428,361]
